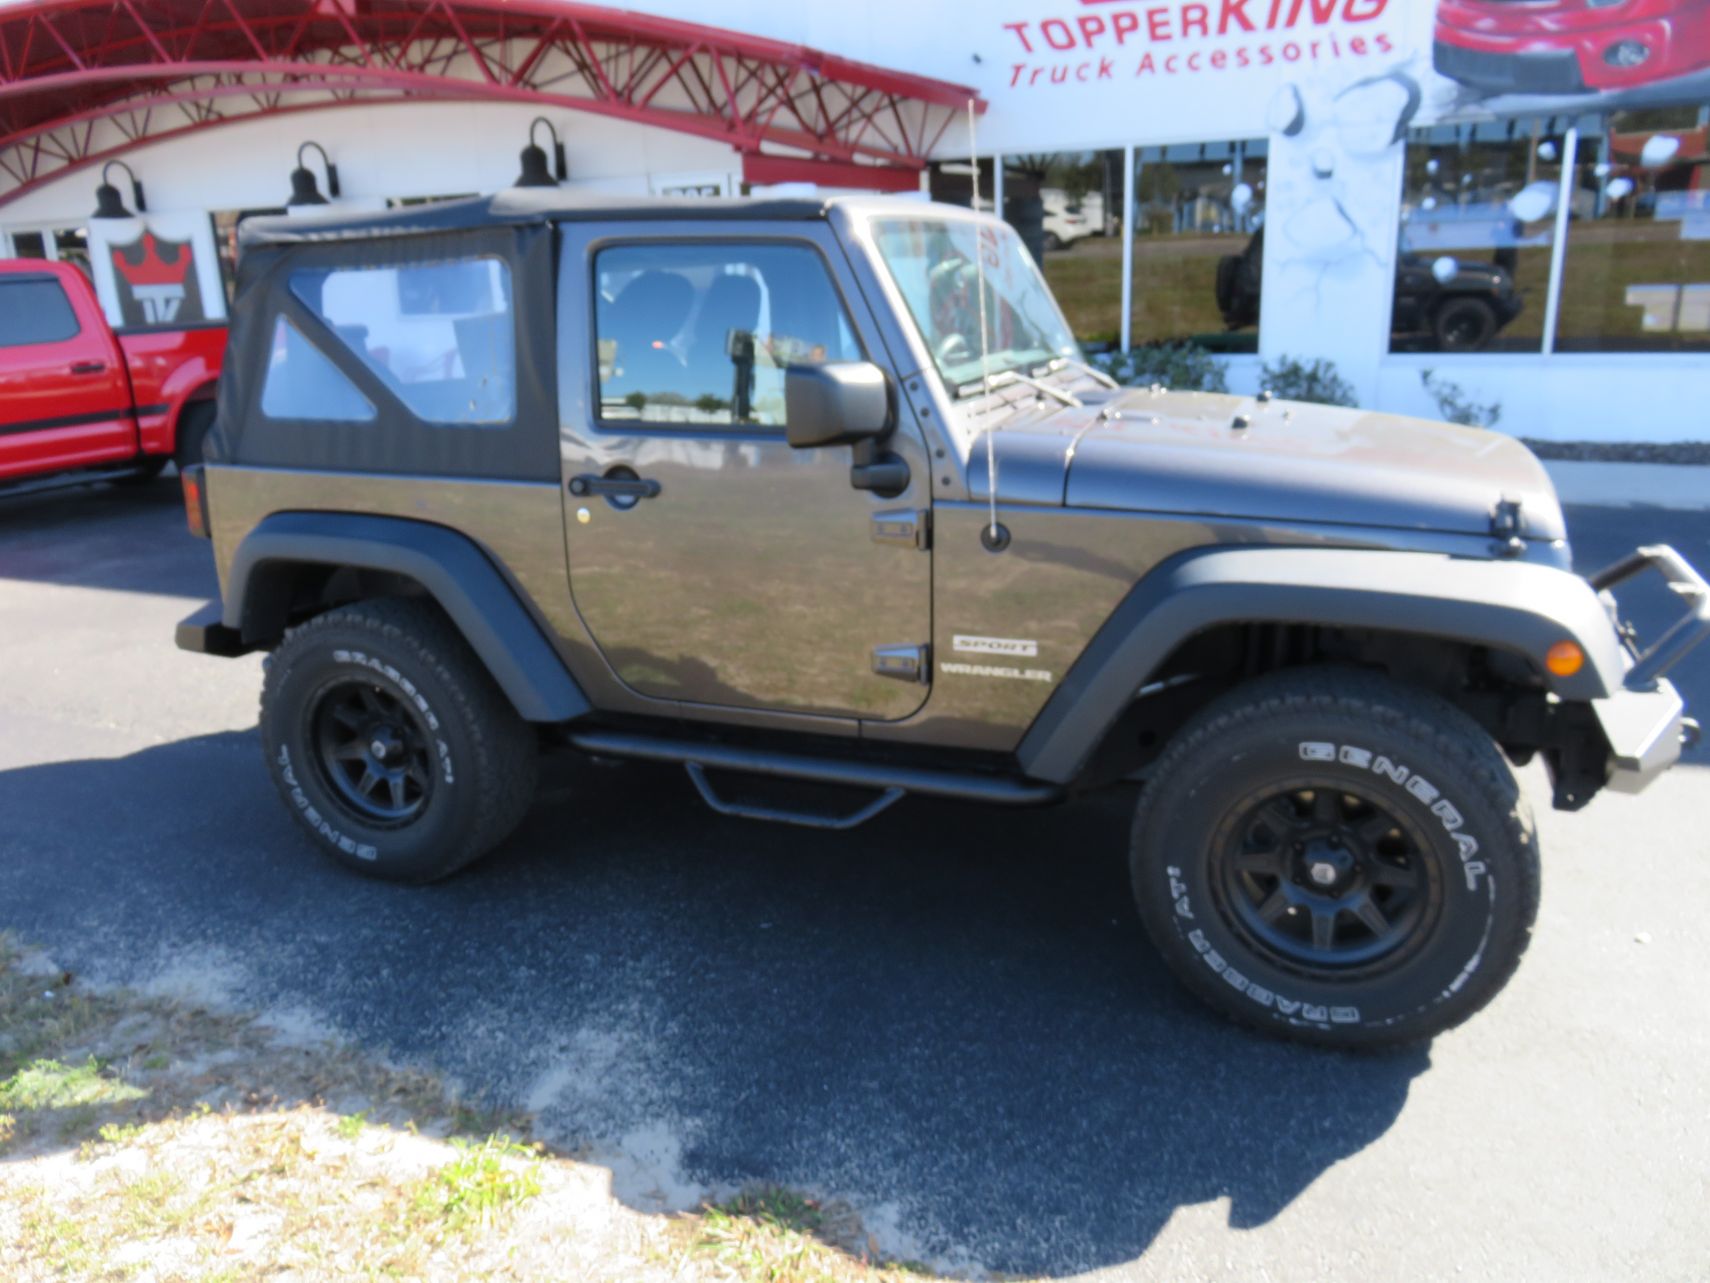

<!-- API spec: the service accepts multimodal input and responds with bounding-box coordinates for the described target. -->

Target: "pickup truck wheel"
[1131,669,1539,1049]
[173,402,216,473]
[259,598,537,883]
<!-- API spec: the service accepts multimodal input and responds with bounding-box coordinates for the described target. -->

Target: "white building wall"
[0,99,739,229]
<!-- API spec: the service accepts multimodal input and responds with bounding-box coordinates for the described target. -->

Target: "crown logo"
[113,233,193,289]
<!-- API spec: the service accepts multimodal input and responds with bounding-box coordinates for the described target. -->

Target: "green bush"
[1420,368,1502,428]
[1090,342,1229,393]
[1259,356,1357,407]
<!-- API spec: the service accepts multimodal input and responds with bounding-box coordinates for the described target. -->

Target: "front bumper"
[1434,17,1695,94]
[1433,39,1588,93]
[1588,544,1710,794]
[1596,680,1692,792]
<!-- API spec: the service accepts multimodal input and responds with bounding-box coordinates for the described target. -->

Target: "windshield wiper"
[964,368,1082,408]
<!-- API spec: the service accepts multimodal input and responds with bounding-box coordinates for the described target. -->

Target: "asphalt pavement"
[0,477,1706,1281]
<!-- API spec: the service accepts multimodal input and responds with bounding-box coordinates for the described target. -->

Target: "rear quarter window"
[0,278,81,347]
[289,257,515,425]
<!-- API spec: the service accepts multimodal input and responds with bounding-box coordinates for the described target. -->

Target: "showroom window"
[1555,106,1710,353]
[1127,140,1265,353]
[3,225,92,278]
[289,256,515,424]
[1393,120,1570,354]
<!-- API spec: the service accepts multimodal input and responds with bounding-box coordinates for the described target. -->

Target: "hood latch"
[1490,498,1526,558]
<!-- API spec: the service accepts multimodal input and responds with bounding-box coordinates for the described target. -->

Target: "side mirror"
[784,362,891,450]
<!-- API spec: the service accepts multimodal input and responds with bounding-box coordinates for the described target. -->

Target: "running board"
[566,728,1061,828]
[0,463,158,501]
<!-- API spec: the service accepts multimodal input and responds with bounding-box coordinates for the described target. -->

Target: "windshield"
[870,216,1081,394]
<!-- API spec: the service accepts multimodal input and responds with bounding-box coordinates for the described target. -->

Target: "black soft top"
[238,190,832,249]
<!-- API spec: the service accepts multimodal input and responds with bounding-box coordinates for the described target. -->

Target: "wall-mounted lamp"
[287,141,341,206]
[514,117,567,188]
[92,160,146,219]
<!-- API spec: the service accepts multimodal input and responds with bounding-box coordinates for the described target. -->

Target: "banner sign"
[632,1,1710,153]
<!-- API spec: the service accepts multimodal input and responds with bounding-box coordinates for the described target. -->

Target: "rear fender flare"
[1016,545,1625,785]
[225,511,588,724]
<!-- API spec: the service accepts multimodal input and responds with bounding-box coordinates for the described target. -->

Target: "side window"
[259,316,377,422]
[593,242,862,428]
[288,256,515,425]
[0,278,81,347]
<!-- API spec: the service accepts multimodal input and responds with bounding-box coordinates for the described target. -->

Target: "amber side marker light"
[1546,640,1585,678]
[181,464,210,539]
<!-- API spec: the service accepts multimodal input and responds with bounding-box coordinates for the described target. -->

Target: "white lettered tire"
[260,597,537,883]
[1132,668,1540,1049]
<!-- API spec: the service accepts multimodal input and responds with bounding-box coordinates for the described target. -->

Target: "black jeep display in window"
[1216,228,1526,352]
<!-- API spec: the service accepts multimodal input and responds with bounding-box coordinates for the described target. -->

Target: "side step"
[0,463,161,501]
[686,763,903,831]
[566,728,1061,829]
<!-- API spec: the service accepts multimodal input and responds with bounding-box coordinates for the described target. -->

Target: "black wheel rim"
[1212,783,1440,977]
[308,679,435,826]
[1441,306,1490,350]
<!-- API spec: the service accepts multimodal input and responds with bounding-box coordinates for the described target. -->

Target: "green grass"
[19,1209,95,1278]
[0,1056,145,1112]
[1044,234,1240,345]
[411,1134,543,1234]
[334,1109,369,1140]
[693,1188,935,1280]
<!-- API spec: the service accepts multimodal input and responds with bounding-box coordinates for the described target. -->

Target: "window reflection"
[1392,121,1558,353]
[1556,107,1710,353]
[289,257,515,424]
[594,243,861,428]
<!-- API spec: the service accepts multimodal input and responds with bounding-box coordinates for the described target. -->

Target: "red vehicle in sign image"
[0,250,225,491]
[1435,0,1710,96]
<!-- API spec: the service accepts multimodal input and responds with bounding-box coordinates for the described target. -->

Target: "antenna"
[968,99,998,543]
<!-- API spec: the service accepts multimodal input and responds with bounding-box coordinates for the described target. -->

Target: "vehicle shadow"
[0,473,215,601]
[0,728,1427,1276]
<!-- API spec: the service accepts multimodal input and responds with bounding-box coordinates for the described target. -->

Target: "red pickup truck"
[0,257,225,490]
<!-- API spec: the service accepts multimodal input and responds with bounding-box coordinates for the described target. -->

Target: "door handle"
[568,473,661,500]
[68,361,107,375]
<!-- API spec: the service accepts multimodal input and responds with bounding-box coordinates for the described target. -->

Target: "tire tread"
[260,596,537,882]
[1131,666,1539,1050]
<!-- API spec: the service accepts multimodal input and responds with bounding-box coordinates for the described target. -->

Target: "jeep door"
[555,221,932,722]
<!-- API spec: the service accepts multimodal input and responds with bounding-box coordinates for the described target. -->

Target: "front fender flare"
[225,511,589,724]
[1016,546,1625,785]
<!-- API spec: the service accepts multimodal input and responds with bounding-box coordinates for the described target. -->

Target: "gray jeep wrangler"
[177,191,1707,1048]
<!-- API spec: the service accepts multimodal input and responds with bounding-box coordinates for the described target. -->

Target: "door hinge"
[872,643,929,683]
[871,508,931,550]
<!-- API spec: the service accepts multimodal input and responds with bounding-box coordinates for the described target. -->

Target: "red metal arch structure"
[0,0,982,209]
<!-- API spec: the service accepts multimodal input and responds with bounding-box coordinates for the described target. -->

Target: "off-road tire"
[1131,668,1539,1050]
[259,597,537,883]
[1433,296,1497,353]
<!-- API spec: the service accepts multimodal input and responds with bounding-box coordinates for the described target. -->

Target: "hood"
[966,388,1565,543]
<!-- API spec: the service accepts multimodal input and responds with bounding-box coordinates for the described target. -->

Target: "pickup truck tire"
[1131,668,1539,1050]
[259,597,538,883]
[173,402,216,473]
